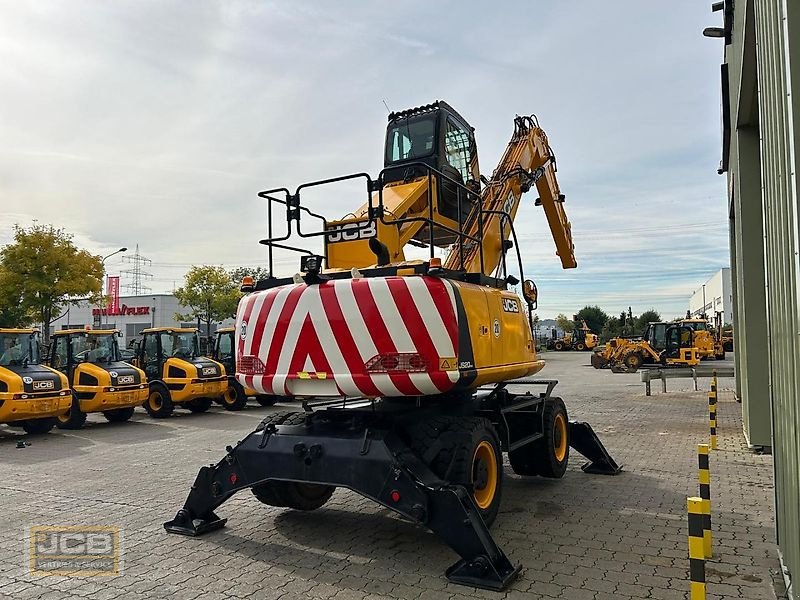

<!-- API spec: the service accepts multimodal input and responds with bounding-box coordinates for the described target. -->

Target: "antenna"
[382,99,391,113]
[121,244,153,296]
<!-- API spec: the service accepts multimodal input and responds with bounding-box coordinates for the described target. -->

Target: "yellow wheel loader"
[680,318,726,360]
[550,319,598,351]
[47,328,148,429]
[165,101,620,591]
[0,329,71,434]
[212,327,281,410]
[135,328,227,418]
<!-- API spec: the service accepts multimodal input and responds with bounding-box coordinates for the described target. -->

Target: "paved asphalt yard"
[0,352,785,600]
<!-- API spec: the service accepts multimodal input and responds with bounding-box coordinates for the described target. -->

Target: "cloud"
[0,0,728,318]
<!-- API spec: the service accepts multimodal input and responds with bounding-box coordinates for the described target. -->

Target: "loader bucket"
[569,421,623,475]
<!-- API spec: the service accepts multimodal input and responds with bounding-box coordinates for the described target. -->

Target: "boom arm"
[443,116,576,274]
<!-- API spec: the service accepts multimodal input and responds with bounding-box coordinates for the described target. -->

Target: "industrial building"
[688,268,732,322]
[714,0,799,594]
[49,293,235,348]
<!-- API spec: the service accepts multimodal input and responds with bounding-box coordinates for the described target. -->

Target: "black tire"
[255,410,308,431]
[187,397,213,413]
[21,417,56,435]
[407,416,503,527]
[623,351,643,372]
[56,395,87,430]
[221,380,247,411]
[554,341,565,351]
[575,342,586,351]
[256,395,280,407]
[103,407,135,422]
[509,397,569,479]
[144,382,173,418]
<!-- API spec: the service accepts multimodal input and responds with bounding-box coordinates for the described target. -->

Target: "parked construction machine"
[549,319,598,351]
[134,327,227,417]
[0,328,71,434]
[598,321,701,373]
[212,327,281,410]
[165,101,620,591]
[47,328,148,428]
[681,318,726,360]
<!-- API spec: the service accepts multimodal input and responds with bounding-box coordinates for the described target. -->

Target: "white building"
[49,294,235,348]
[689,268,733,324]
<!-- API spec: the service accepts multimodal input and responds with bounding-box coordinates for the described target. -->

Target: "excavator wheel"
[144,382,174,418]
[553,341,565,351]
[256,395,280,407]
[591,353,607,369]
[103,407,135,423]
[575,342,586,351]
[56,394,87,430]
[221,380,247,411]
[21,417,57,435]
[622,351,643,373]
[187,397,213,413]
[407,416,503,527]
[509,397,569,479]
[250,411,335,510]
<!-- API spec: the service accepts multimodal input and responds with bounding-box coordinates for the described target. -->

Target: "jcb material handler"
[48,328,147,428]
[212,327,281,410]
[0,328,71,434]
[135,328,227,417]
[165,101,620,591]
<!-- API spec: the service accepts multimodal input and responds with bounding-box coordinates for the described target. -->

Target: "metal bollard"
[688,497,707,599]
[708,378,718,450]
[698,444,712,558]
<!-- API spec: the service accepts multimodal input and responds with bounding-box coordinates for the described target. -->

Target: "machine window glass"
[85,334,118,363]
[70,334,90,362]
[168,331,198,359]
[444,118,472,182]
[217,333,233,361]
[0,332,32,366]
[51,336,69,371]
[652,324,666,350]
[385,115,436,163]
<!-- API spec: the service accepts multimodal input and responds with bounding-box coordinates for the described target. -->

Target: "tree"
[600,317,622,343]
[555,313,574,333]
[575,305,609,335]
[0,224,103,341]
[635,309,662,334]
[175,266,241,337]
[229,266,271,286]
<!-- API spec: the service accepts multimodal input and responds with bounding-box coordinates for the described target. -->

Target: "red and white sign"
[106,276,120,314]
[92,304,150,317]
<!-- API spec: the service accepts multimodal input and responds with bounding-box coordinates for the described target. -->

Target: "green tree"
[575,305,609,335]
[599,317,622,343]
[175,266,241,337]
[0,224,103,341]
[229,266,271,286]
[555,313,574,333]
[635,309,661,334]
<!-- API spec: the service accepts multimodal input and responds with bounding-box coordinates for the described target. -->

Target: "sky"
[0,1,729,320]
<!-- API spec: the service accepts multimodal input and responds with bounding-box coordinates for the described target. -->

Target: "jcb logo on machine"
[33,380,55,390]
[117,375,134,384]
[202,367,217,376]
[501,298,519,313]
[326,221,376,244]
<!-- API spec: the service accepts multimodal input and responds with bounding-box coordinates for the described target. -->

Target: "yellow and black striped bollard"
[698,444,712,558]
[688,497,707,599]
[708,375,718,450]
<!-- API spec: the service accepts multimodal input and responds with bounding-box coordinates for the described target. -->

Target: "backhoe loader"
[549,319,598,351]
[134,327,227,417]
[608,322,701,373]
[47,328,147,428]
[165,101,620,591]
[0,328,71,434]
[212,327,281,410]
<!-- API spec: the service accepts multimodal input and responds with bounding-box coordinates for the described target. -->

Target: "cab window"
[444,118,473,183]
[52,336,69,372]
[217,333,233,361]
[385,115,436,163]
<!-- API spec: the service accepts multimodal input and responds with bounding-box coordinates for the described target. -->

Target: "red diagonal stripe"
[421,277,458,351]
[288,314,333,376]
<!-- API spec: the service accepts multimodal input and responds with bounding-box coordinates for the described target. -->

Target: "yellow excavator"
[165,101,620,591]
[0,328,71,434]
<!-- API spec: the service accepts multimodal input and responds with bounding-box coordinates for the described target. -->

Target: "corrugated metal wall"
[726,0,800,592]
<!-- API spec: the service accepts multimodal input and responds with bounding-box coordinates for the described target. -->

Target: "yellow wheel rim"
[553,413,568,462]
[58,408,71,423]
[472,441,498,510]
[224,387,237,405]
[149,392,162,411]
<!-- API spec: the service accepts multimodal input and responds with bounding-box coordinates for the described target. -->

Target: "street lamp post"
[702,284,707,319]
[96,247,127,327]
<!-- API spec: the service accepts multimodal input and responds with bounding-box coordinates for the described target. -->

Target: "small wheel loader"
[212,327,282,410]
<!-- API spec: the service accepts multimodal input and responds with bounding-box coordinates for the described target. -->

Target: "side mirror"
[522,279,538,309]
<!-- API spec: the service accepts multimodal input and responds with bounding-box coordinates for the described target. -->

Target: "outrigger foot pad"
[164,509,227,536]
[446,555,521,591]
[569,421,623,475]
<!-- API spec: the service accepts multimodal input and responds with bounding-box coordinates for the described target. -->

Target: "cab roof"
[0,328,37,334]
[52,329,119,336]
[142,327,198,334]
